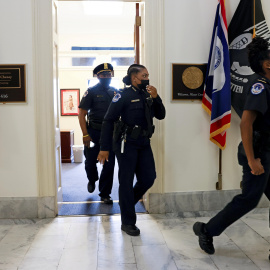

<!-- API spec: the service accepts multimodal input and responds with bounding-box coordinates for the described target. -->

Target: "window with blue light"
[111,57,134,67]
[72,57,96,66]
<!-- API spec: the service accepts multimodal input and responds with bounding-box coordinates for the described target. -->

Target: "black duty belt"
[126,125,154,138]
[89,121,102,130]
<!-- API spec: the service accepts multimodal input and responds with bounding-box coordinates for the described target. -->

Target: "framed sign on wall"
[0,64,26,103]
[172,63,207,100]
[60,89,80,116]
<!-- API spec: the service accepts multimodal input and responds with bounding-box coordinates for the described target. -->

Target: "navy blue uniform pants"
[205,142,270,237]
[84,127,115,197]
[114,141,156,225]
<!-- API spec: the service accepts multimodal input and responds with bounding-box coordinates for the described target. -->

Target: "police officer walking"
[97,64,165,236]
[78,63,117,204]
[193,37,270,255]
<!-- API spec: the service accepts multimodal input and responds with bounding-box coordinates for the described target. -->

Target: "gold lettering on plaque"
[182,67,204,90]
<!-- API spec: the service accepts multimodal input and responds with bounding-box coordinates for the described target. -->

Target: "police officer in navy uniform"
[193,37,270,255]
[78,63,117,204]
[97,64,166,236]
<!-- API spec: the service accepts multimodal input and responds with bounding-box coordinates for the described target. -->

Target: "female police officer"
[97,64,166,236]
[193,36,270,255]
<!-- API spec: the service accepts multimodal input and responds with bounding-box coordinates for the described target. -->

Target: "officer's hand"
[97,151,109,165]
[146,85,158,98]
[248,158,265,175]
[83,135,92,148]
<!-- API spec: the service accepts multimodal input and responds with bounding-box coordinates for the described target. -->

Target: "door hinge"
[136,16,141,27]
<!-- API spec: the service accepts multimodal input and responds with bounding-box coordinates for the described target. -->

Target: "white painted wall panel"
[0,0,38,196]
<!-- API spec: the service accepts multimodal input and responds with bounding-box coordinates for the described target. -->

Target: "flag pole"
[216,0,224,191]
[216,149,222,190]
[253,0,256,38]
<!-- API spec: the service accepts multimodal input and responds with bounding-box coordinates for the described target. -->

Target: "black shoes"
[193,222,215,255]
[121,224,140,236]
[100,196,113,204]
[87,182,95,193]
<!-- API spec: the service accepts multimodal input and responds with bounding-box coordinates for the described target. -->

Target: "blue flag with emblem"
[202,0,231,150]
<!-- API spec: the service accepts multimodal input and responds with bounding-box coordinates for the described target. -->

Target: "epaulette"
[257,78,267,84]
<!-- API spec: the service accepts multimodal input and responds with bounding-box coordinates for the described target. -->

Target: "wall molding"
[33,0,57,205]
[143,0,165,211]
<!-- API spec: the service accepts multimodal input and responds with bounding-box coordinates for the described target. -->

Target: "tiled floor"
[0,208,269,270]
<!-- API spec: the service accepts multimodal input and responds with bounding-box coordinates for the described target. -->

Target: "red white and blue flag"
[202,0,231,150]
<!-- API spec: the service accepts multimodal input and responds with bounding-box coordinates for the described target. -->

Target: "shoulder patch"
[83,90,88,97]
[112,93,121,103]
[251,83,264,95]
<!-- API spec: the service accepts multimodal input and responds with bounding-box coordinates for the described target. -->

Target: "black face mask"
[137,79,149,90]
[99,78,111,88]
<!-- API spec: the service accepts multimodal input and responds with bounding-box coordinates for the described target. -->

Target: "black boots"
[193,222,215,255]
[121,224,140,236]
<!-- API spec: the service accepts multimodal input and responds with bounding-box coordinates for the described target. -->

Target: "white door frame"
[33,0,165,215]
[143,0,165,209]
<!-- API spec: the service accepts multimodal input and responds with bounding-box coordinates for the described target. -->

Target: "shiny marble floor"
[0,208,269,270]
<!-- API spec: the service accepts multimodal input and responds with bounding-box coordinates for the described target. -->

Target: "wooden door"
[134,3,141,64]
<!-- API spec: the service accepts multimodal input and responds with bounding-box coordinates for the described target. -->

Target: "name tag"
[131,99,140,103]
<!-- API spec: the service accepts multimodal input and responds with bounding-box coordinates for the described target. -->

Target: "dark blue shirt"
[79,83,117,123]
[244,76,270,132]
[100,86,166,150]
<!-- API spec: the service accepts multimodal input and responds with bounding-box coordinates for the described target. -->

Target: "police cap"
[93,63,114,77]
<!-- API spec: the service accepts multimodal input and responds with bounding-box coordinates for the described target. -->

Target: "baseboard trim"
[0,197,55,219]
[1,191,268,219]
[148,190,269,215]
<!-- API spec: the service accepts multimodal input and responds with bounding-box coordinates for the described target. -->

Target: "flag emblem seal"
[251,83,264,95]
[215,47,222,69]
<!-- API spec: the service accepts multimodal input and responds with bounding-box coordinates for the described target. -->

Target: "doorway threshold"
[58,200,147,216]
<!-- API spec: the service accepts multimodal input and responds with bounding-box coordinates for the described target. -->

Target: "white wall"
[163,0,270,192]
[0,0,38,196]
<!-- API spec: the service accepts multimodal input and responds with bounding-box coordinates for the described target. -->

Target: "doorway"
[57,0,146,216]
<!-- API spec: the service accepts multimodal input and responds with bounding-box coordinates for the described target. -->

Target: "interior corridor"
[59,160,146,216]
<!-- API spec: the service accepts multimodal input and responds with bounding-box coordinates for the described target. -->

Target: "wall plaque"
[0,64,26,103]
[172,63,207,100]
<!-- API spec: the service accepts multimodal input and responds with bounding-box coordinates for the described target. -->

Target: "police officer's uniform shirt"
[79,83,117,123]
[100,86,166,151]
[243,76,270,132]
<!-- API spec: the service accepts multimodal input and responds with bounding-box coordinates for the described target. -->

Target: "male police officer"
[78,63,117,204]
